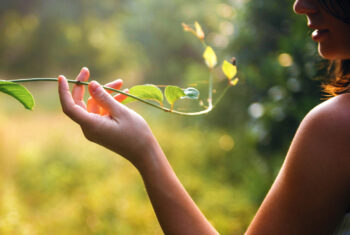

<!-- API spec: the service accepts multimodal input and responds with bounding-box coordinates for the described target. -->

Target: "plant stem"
[9,78,164,111]
[213,84,231,107]
[201,40,207,48]
[8,78,217,116]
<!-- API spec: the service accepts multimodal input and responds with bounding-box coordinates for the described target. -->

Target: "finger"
[104,79,123,94]
[88,81,126,117]
[99,81,126,115]
[114,89,129,102]
[100,90,129,116]
[72,67,90,109]
[87,97,101,114]
[58,75,91,125]
[87,79,124,115]
[100,107,109,116]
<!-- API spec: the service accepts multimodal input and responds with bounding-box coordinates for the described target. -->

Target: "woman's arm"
[246,94,350,235]
[57,70,218,235]
[59,68,350,234]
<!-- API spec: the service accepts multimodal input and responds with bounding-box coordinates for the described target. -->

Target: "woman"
[57,0,350,234]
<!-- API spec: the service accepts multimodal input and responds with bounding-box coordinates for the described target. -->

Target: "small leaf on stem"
[203,46,217,69]
[222,60,237,80]
[230,78,239,86]
[194,22,205,40]
[182,23,195,34]
[122,84,163,105]
[0,80,35,110]
[164,86,185,110]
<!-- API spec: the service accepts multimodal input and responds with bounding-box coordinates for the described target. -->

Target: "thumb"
[88,81,126,117]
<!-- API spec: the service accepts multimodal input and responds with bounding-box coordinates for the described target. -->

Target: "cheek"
[340,31,350,59]
[318,28,350,60]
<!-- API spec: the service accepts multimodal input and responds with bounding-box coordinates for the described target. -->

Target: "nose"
[293,0,318,14]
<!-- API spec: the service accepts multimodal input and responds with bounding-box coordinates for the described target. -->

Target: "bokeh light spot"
[209,33,229,48]
[219,21,234,36]
[287,78,301,92]
[219,135,235,151]
[248,103,264,119]
[216,4,234,18]
[278,53,293,67]
[268,86,284,101]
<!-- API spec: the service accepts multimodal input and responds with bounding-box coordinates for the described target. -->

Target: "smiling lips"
[311,29,329,42]
[308,22,329,42]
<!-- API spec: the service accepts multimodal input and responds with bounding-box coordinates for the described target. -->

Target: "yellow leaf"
[230,78,239,86]
[194,21,205,40]
[222,60,237,80]
[182,23,195,34]
[203,46,217,69]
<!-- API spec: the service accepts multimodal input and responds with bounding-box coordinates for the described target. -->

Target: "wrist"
[131,136,167,175]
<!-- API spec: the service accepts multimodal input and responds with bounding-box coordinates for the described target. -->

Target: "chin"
[318,44,336,60]
[318,44,350,60]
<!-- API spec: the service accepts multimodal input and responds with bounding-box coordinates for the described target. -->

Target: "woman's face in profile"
[293,0,350,60]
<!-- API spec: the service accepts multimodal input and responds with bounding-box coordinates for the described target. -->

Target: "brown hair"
[319,0,350,97]
[323,60,350,96]
[319,0,350,24]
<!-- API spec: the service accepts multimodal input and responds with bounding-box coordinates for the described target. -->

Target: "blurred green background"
[0,0,327,234]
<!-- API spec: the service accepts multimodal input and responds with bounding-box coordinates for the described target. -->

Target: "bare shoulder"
[288,93,350,183]
[300,93,350,140]
[289,94,350,176]
[246,94,350,235]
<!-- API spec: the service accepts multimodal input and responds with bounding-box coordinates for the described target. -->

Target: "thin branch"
[7,78,220,116]
[213,84,231,107]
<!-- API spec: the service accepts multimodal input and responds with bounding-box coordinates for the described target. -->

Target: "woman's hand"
[58,67,157,166]
[58,68,219,235]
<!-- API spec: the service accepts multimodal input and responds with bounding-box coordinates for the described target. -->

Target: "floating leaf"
[222,60,237,80]
[182,87,200,99]
[203,46,217,69]
[122,85,163,105]
[164,86,185,110]
[0,81,35,110]
[194,21,205,40]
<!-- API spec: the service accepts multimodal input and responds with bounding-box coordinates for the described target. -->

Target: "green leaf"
[183,87,199,99]
[122,84,163,105]
[222,60,237,80]
[203,46,217,69]
[0,81,35,110]
[164,86,185,107]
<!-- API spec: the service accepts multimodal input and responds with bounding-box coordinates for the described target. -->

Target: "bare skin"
[58,0,350,234]
[58,74,350,234]
[58,73,218,235]
[246,95,350,234]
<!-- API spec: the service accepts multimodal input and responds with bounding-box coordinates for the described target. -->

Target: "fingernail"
[58,75,65,82]
[58,76,68,90]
